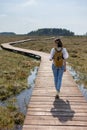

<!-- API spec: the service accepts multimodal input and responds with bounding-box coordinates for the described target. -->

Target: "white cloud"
[20,0,37,8]
[0,14,7,17]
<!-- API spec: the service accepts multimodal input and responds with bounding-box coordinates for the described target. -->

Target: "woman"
[49,38,69,99]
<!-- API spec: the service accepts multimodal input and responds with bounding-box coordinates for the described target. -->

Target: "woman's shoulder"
[51,48,55,52]
[51,47,55,50]
[62,48,69,58]
[62,48,67,52]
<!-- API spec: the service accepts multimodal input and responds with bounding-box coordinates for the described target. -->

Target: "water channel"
[67,65,87,101]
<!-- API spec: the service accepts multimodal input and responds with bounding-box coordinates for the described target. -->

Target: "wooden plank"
[23,125,87,130]
[24,119,87,126]
[28,104,87,109]
[28,107,87,113]
[24,115,87,121]
[30,99,87,103]
[30,96,86,101]
[29,101,87,105]
[32,88,81,92]
[26,111,87,117]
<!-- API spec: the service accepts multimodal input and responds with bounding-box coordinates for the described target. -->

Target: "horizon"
[0,0,87,35]
[0,27,75,35]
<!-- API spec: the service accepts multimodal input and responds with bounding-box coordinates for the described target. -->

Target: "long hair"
[55,39,63,48]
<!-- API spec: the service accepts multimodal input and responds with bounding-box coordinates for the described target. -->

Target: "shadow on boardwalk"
[51,98,75,123]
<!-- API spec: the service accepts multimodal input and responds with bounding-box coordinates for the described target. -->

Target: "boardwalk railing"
[1,39,87,130]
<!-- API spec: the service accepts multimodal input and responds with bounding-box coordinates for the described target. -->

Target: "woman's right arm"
[49,48,55,61]
[62,48,69,59]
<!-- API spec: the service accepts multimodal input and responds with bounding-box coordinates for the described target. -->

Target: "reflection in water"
[0,67,38,114]
[0,67,38,130]
[51,98,75,123]
[67,65,87,101]
[16,67,38,114]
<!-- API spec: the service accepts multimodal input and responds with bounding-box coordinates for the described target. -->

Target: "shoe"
[55,94,59,99]
[55,90,60,99]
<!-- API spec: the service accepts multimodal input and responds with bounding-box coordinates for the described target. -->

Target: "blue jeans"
[52,64,64,91]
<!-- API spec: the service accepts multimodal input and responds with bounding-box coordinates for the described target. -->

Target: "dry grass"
[0,35,29,43]
[0,36,40,100]
[0,50,40,100]
[0,35,40,129]
[0,35,87,129]
[0,99,25,129]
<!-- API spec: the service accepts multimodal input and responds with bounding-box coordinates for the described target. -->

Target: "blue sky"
[0,0,87,34]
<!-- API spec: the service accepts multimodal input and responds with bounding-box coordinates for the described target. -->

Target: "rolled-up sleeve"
[62,48,69,59]
[49,48,55,60]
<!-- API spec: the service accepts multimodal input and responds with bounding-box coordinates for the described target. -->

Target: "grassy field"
[0,50,40,100]
[0,35,87,129]
[0,35,30,43]
[14,36,87,87]
[0,35,40,129]
[0,35,40,100]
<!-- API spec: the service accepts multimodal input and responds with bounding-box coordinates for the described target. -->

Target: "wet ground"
[67,65,87,101]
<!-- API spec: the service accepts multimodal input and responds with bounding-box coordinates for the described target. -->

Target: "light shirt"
[49,48,69,64]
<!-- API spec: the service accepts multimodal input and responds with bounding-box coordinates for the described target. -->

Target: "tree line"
[0,28,75,36]
[28,28,74,36]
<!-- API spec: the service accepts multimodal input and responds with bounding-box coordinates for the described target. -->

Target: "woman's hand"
[64,67,66,72]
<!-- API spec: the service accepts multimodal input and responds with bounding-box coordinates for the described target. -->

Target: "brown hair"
[55,38,63,48]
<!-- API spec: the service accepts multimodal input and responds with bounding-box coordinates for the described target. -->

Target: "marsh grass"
[0,98,25,130]
[0,49,39,100]
[0,36,40,100]
[0,35,30,43]
[0,35,40,129]
[14,36,87,87]
[0,35,87,129]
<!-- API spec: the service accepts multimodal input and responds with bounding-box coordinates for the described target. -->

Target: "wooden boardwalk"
[1,39,87,130]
